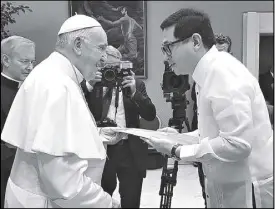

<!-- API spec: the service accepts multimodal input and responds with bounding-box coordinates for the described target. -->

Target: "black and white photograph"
[1,1,274,208]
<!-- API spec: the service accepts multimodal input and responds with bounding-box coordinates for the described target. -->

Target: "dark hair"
[215,33,232,52]
[118,6,128,12]
[160,8,216,49]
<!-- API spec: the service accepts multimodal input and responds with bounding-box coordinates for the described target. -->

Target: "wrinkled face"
[161,25,198,75]
[216,43,229,52]
[3,42,35,81]
[75,27,108,81]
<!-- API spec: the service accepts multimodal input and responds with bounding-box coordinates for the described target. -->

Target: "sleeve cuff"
[179,144,200,161]
[179,137,212,161]
[194,137,237,162]
[86,81,94,92]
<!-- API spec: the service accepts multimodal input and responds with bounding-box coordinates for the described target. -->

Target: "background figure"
[74,1,145,77]
[1,36,35,208]
[259,65,274,129]
[259,65,274,106]
[76,1,119,19]
[81,45,156,208]
[215,33,232,54]
[98,6,143,61]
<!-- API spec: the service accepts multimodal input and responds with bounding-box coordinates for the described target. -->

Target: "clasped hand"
[99,127,127,145]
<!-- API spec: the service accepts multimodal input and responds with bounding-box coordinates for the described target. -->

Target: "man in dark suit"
[259,66,274,106]
[81,45,156,208]
[1,36,35,207]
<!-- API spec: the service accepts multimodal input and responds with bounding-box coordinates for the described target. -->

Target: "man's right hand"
[157,127,178,134]
[88,71,102,87]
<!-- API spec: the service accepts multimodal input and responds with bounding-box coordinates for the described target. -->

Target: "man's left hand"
[121,70,136,97]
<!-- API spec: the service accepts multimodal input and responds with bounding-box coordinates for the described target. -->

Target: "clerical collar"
[1,72,22,88]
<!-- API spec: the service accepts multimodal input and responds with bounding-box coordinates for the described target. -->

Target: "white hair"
[106,45,122,60]
[1,35,35,57]
[55,27,97,49]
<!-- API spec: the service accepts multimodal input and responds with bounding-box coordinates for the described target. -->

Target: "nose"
[27,62,34,71]
[101,52,107,63]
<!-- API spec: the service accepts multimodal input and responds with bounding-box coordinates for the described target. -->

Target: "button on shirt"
[179,46,273,207]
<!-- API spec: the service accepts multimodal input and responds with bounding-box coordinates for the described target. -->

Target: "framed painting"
[69,1,148,79]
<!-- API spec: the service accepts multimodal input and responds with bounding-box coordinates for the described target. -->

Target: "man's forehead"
[162,26,176,43]
[14,43,34,53]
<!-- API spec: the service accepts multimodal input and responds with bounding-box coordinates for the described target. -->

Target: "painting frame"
[68,1,148,79]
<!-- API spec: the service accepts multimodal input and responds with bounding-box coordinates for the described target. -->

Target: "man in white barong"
[1,15,121,208]
[140,8,273,208]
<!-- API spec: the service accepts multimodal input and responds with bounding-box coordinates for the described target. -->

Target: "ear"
[191,33,202,51]
[73,37,82,56]
[1,54,10,68]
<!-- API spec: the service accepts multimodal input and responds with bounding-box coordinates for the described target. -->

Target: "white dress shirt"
[179,46,273,208]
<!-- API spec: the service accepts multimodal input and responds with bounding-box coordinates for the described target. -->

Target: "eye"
[99,45,107,51]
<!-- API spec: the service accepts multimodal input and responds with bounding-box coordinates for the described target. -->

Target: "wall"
[4,1,273,130]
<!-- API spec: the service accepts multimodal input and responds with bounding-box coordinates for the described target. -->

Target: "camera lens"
[104,69,116,81]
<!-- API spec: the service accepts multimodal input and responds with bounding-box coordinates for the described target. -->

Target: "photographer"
[81,45,156,208]
[215,33,232,54]
[143,8,273,208]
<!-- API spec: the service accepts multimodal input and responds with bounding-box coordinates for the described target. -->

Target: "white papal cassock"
[1,51,113,208]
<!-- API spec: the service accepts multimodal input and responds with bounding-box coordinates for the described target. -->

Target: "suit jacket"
[81,79,156,177]
[1,75,18,161]
[259,71,274,105]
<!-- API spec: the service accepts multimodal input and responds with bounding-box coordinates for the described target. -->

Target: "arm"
[134,21,143,31]
[83,1,94,17]
[100,1,120,12]
[131,80,156,121]
[98,16,125,27]
[37,152,114,208]
[176,69,253,163]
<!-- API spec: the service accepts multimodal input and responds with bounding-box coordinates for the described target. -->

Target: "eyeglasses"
[161,37,190,56]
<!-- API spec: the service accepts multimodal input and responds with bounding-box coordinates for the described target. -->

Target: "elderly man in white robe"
[1,15,121,208]
[139,8,273,208]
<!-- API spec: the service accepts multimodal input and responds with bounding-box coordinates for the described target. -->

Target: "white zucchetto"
[58,14,102,35]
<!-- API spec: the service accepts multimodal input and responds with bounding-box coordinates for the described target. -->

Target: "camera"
[162,61,190,95]
[96,118,117,127]
[161,61,191,130]
[99,61,133,88]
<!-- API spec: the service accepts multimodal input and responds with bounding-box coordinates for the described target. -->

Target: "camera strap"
[114,83,120,122]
